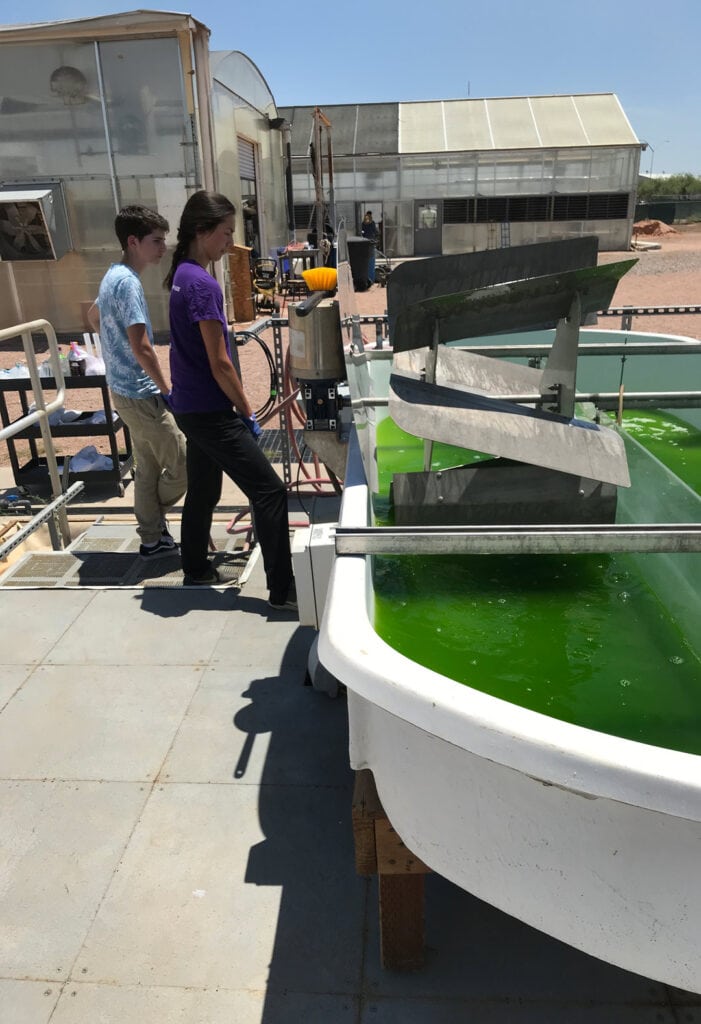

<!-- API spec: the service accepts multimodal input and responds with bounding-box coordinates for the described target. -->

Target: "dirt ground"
[2,224,700,472]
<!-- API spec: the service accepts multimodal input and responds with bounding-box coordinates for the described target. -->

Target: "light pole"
[644,142,655,176]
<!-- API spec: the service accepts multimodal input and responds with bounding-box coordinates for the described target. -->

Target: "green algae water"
[373,414,701,754]
[621,410,701,496]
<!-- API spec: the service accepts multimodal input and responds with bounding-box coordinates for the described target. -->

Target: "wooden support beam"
[351,768,431,970]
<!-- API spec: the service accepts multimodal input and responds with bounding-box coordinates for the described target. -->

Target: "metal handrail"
[0,319,71,547]
[335,523,701,556]
[0,481,84,562]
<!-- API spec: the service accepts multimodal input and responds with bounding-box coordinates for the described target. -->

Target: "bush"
[637,173,701,200]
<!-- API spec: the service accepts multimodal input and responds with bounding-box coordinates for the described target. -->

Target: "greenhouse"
[280,95,642,256]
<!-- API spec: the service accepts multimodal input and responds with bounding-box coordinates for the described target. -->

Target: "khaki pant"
[111,392,187,545]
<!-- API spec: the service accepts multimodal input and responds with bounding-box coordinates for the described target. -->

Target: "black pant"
[175,409,293,598]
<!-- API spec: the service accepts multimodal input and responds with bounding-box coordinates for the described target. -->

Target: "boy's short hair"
[115,205,169,249]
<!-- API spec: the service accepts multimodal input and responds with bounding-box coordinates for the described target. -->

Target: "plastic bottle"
[68,342,87,378]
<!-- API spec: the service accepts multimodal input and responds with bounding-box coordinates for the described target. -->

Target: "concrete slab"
[0,979,59,1024]
[0,780,147,979]
[212,617,313,672]
[162,667,350,787]
[0,590,94,664]
[0,663,33,707]
[359,999,677,1023]
[72,782,364,993]
[43,588,235,666]
[0,664,203,781]
[50,983,358,1024]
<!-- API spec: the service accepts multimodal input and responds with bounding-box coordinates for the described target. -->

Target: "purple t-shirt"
[169,260,233,414]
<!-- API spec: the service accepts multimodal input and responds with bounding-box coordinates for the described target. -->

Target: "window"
[437,192,630,224]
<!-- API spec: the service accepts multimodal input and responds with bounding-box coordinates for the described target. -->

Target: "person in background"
[164,190,296,608]
[90,205,186,557]
[361,210,378,285]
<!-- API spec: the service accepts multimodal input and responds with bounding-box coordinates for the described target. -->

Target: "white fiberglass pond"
[319,328,701,991]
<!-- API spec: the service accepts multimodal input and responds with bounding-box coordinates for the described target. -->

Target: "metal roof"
[280,94,639,157]
[0,10,209,40]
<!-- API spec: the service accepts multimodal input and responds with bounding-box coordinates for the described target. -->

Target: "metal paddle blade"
[391,260,637,353]
[386,236,600,336]
[389,347,631,487]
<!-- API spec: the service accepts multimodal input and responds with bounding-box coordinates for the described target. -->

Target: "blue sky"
[4,0,700,174]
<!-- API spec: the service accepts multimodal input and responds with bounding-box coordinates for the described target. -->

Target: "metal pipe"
[480,391,701,409]
[94,40,120,213]
[351,390,701,411]
[0,318,72,546]
[335,523,701,556]
[463,341,701,358]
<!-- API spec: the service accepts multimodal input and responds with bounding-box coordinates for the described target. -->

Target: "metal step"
[0,522,249,589]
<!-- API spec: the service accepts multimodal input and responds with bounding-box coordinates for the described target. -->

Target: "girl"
[164,190,295,607]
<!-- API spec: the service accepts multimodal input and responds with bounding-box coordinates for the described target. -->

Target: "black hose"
[233,330,278,420]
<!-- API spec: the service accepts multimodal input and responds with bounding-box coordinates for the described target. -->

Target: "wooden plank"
[375,819,431,876]
[351,769,385,876]
[378,874,425,970]
[351,769,430,970]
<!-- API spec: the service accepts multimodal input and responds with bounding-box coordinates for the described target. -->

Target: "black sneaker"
[183,565,221,586]
[139,534,179,558]
[268,580,297,610]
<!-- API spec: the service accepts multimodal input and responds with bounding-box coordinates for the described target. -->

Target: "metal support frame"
[352,390,701,411]
[270,317,293,488]
[0,481,84,562]
[598,304,701,329]
[0,318,73,548]
[335,523,701,556]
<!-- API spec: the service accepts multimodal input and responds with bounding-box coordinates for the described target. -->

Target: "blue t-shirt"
[169,260,233,414]
[96,263,158,399]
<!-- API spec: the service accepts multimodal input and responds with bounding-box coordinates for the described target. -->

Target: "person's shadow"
[235,629,365,1016]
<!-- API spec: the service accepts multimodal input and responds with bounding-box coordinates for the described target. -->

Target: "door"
[414,200,442,255]
[238,137,260,257]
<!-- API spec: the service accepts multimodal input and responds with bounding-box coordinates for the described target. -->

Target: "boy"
[90,205,186,556]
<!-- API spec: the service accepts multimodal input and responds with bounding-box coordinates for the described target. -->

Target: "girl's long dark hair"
[164,190,236,290]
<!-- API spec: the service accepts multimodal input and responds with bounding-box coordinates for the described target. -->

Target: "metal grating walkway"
[0,522,250,589]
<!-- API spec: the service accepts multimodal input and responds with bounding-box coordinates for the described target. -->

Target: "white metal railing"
[0,319,72,547]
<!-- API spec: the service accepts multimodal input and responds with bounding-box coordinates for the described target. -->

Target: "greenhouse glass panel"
[400,155,448,198]
[492,154,547,196]
[383,200,413,255]
[100,38,187,176]
[356,104,398,154]
[553,150,592,193]
[476,154,497,195]
[531,95,588,148]
[354,156,398,198]
[445,154,477,195]
[210,51,276,116]
[63,178,117,250]
[333,161,359,201]
[0,43,109,179]
[443,100,494,151]
[399,103,445,153]
[291,157,314,202]
[574,94,639,146]
[589,148,630,191]
[488,98,540,150]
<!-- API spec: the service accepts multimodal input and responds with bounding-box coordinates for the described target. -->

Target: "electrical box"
[0,182,72,261]
[292,523,336,629]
